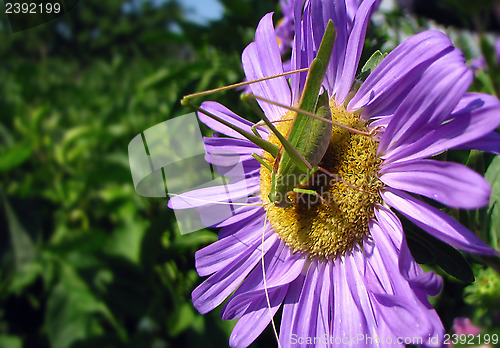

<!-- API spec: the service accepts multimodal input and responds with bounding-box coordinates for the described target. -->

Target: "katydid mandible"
[182,20,337,207]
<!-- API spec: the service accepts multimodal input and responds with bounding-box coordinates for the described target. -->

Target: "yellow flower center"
[260,100,383,259]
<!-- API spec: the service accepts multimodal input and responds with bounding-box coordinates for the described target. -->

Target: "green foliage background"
[0,0,500,347]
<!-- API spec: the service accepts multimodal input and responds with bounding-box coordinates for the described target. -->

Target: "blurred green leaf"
[167,303,196,337]
[441,0,500,19]
[475,69,497,96]
[45,265,125,348]
[464,267,500,308]
[1,190,36,270]
[9,262,43,295]
[0,141,33,172]
[0,335,22,348]
[105,221,148,265]
[485,156,500,250]
[138,68,172,91]
[170,230,218,252]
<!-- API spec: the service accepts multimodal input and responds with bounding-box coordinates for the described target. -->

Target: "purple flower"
[169,0,500,347]
[496,38,500,64]
[453,318,481,336]
[276,0,294,54]
[470,37,500,73]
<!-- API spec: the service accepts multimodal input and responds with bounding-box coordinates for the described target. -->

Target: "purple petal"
[191,231,279,314]
[378,52,471,154]
[373,292,434,338]
[203,137,261,167]
[369,115,390,129]
[292,262,325,344]
[374,205,443,296]
[242,13,291,121]
[405,266,443,297]
[302,1,315,68]
[334,0,379,104]
[366,220,403,294]
[315,261,332,347]
[373,204,403,246]
[381,187,497,255]
[325,0,349,97]
[167,177,260,209]
[222,244,306,320]
[226,242,288,348]
[290,0,308,103]
[345,251,379,339]
[204,150,259,179]
[454,131,500,155]
[195,215,266,276]
[197,101,262,139]
[203,142,260,177]
[449,92,486,116]
[290,0,316,101]
[367,218,442,339]
[279,272,306,347]
[212,198,263,227]
[345,0,360,24]
[287,261,323,345]
[310,0,347,94]
[229,285,288,348]
[348,31,455,116]
[332,255,368,342]
[383,93,500,164]
[217,204,265,240]
[379,159,491,209]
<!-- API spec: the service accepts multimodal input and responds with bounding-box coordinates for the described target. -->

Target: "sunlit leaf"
[358,50,387,81]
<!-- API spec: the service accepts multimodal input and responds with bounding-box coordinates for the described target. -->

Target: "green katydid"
[182,20,365,208]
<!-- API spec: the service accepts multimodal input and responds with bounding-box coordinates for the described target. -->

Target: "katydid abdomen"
[267,20,336,207]
[270,94,333,206]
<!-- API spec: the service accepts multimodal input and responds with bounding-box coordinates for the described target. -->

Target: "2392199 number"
[443,333,499,346]
[5,2,61,14]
